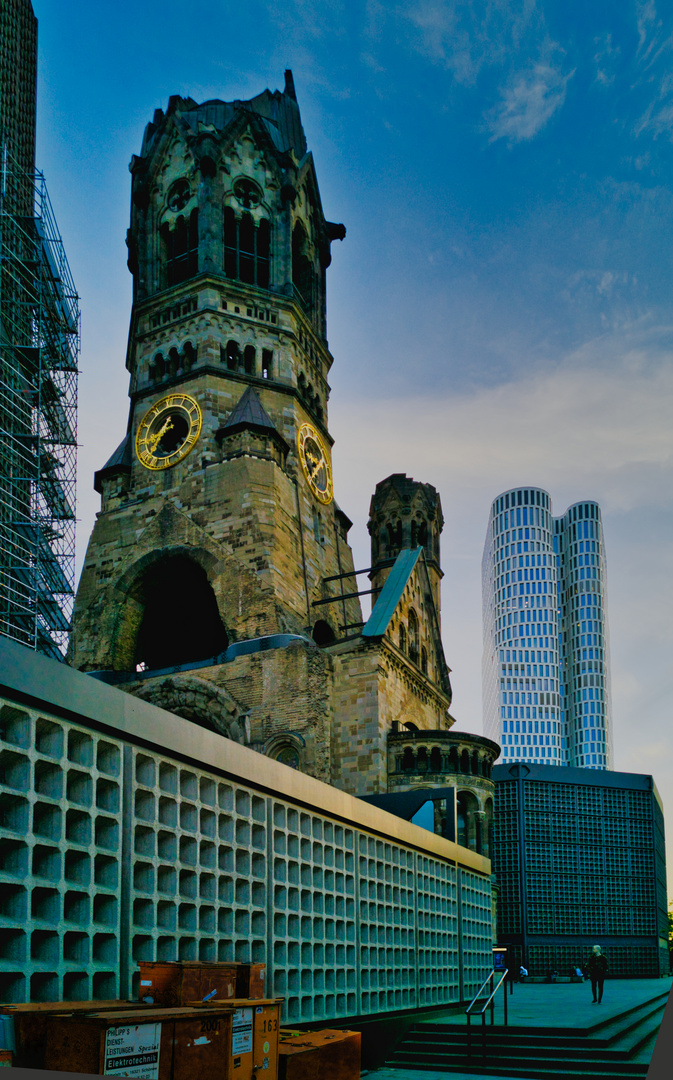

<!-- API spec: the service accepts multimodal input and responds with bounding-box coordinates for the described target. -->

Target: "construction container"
[195,997,282,1080]
[43,1005,235,1079]
[0,1000,138,1070]
[137,961,238,1006]
[278,1028,361,1080]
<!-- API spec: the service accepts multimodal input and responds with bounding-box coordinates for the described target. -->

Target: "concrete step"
[385,994,666,1079]
[385,1059,649,1080]
[390,1044,651,1071]
[405,1000,665,1057]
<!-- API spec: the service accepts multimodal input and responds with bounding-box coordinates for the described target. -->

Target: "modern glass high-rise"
[482,487,613,770]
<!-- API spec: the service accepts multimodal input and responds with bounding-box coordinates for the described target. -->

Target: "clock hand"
[149,417,174,451]
[309,457,325,481]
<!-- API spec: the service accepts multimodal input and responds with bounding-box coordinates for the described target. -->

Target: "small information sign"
[232,1007,253,1055]
[104,1023,162,1079]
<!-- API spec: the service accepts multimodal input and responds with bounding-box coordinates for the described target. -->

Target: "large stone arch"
[130,674,250,743]
[111,543,229,671]
[85,499,281,672]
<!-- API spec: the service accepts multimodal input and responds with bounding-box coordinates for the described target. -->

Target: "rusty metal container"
[137,961,237,1006]
[195,997,281,1080]
[43,1005,235,1079]
[0,1000,137,1070]
[278,1028,361,1080]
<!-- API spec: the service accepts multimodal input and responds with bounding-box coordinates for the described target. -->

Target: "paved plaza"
[362,976,673,1078]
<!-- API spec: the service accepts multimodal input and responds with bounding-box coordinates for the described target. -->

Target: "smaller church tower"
[368,473,443,616]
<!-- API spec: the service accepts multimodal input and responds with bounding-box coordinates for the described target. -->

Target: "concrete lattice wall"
[0,640,493,1021]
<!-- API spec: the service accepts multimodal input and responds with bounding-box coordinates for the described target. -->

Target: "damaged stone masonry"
[71,71,495,843]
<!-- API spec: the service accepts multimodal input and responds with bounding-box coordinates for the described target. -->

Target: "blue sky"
[33,1,673,889]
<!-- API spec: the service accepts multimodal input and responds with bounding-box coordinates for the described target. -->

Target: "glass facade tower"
[482,487,612,770]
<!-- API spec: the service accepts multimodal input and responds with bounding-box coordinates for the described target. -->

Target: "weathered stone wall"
[202,639,335,783]
[330,638,452,797]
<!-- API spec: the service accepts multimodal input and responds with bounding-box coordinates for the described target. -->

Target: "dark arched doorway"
[135,556,228,670]
[312,620,336,646]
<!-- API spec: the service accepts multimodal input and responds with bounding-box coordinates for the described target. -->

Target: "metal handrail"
[465,967,509,1060]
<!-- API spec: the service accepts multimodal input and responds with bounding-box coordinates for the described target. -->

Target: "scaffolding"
[0,145,79,659]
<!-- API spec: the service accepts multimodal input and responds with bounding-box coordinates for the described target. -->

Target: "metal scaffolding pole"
[0,145,79,659]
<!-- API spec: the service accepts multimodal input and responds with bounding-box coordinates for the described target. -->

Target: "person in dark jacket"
[587,945,608,1002]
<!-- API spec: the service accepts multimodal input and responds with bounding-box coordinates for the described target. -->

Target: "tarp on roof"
[362,547,423,639]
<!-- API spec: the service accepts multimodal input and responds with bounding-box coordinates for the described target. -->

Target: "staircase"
[385,988,668,1078]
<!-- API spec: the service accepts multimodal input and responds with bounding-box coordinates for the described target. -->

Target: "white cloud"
[485,60,574,143]
[593,32,620,87]
[332,338,673,512]
[633,2,673,139]
[400,0,541,85]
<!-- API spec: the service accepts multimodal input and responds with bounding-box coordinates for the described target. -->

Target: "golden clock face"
[136,393,202,470]
[297,422,333,504]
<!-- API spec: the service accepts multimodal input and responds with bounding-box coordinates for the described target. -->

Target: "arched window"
[273,744,300,769]
[239,212,255,284]
[399,623,407,653]
[151,353,165,381]
[457,793,468,848]
[408,609,419,664]
[449,746,459,773]
[430,746,442,773]
[460,749,470,774]
[457,790,480,852]
[421,646,428,675]
[411,518,428,547]
[292,221,313,308]
[183,342,196,371]
[243,345,256,375]
[225,340,240,371]
[168,347,180,377]
[224,207,270,287]
[262,349,273,379]
[135,556,228,671]
[402,747,415,773]
[257,219,270,288]
[165,209,198,286]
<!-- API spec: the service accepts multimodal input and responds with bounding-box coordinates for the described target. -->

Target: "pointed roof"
[94,433,132,493]
[224,385,275,432]
[217,386,290,452]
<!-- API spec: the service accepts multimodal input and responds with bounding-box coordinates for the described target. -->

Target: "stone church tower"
[72,74,455,794]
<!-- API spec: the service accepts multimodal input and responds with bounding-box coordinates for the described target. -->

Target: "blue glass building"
[482,487,612,770]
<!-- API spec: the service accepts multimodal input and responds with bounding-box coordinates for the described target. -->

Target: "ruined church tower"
[71,74,362,778]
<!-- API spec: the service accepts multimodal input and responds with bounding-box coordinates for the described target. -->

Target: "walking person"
[587,945,607,1003]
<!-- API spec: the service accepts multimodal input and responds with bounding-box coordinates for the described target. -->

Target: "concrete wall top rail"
[0,637,490,875]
